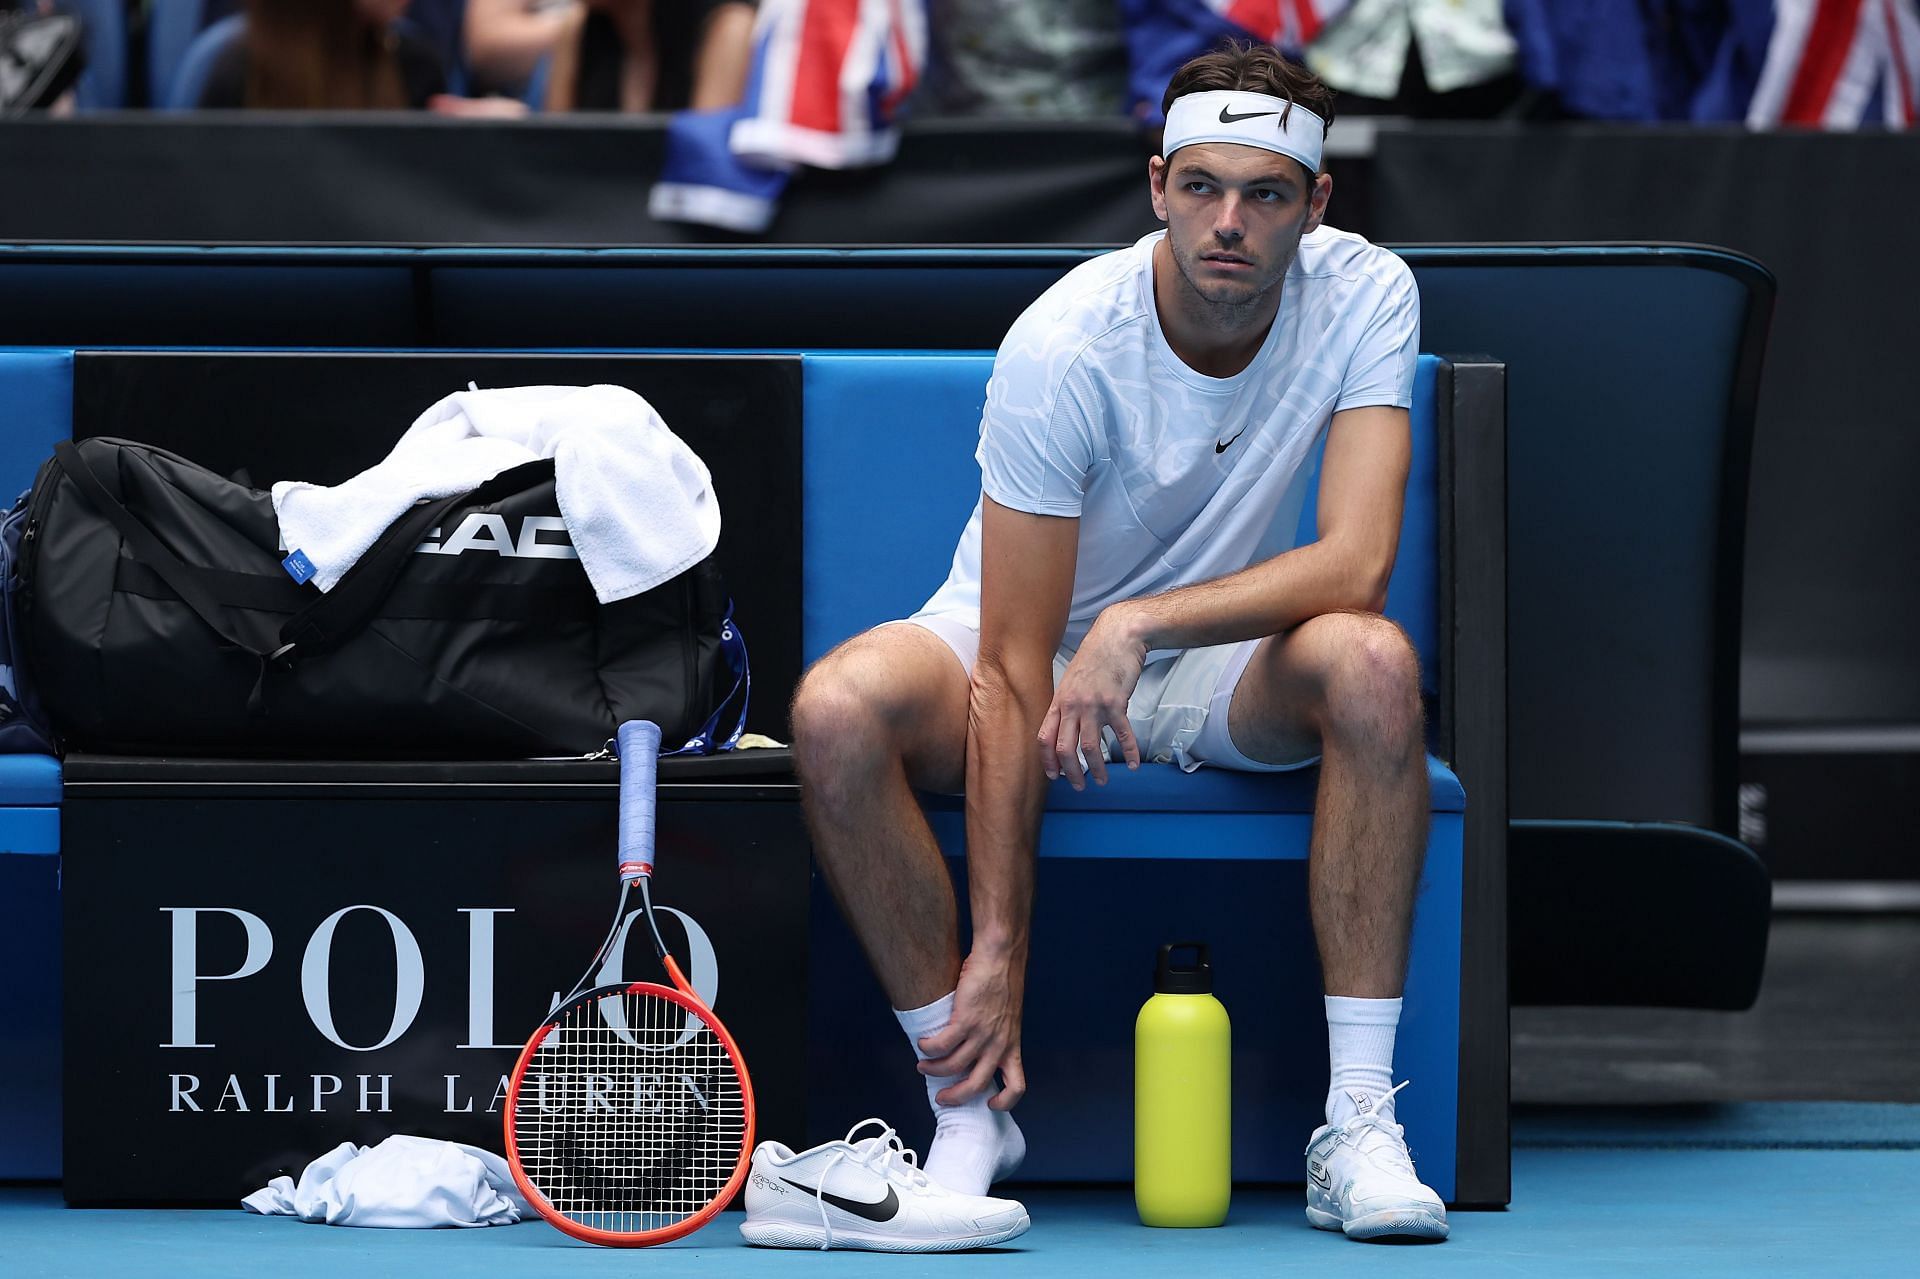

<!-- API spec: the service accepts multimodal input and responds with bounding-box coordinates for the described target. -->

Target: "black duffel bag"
[17,437,745,758]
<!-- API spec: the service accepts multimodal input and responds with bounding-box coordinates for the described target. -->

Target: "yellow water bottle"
[1135,941,1231,1227]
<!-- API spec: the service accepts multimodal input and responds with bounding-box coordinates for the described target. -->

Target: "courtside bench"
[0,342,1505,1207]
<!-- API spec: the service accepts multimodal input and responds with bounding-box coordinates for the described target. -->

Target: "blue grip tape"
[616,720,662,883]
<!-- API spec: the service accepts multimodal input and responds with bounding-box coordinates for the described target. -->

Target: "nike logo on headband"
[1218,106,1279,123]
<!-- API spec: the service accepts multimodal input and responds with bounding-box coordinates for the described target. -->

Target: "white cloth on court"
[271,384,720,603]
[913,226,1419,661]
[240,1135,531,1228]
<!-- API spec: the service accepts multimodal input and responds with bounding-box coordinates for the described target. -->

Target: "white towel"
[271,384,721,603]
[240,1135,531,1228]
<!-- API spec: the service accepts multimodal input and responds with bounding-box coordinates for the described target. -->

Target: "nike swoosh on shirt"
[1216,428,1247,453]
[1218,106,1279,123]
[779,1177,901,1222]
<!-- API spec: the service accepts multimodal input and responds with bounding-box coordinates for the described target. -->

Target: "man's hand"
[913,945,1028,1111]
[1039,606,1147,788]
[427,93,534,118]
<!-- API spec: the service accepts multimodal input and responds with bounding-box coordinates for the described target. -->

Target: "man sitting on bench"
[777,42,1447,1248]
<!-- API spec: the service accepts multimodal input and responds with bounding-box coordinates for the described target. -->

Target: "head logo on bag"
[415,514,579,561]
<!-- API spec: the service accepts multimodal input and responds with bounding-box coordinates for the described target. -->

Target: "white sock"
[894,991,1026,1195]
[1325,994,1401,1126]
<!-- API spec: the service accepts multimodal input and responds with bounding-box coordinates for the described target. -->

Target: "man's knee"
[791,629,965,786]
[790,656,890,775]
[1309,613,1424,746]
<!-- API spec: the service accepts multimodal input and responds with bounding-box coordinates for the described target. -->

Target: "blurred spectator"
[922,0,1127,118]
[197,0,449,109]
[464,0,576,97]
[1307,0,1522,118]
[1506,0,1778,124]
[540,0,755,113]
[1,2,83,115]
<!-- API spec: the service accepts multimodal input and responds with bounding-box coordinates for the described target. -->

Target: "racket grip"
[616,720,662,883]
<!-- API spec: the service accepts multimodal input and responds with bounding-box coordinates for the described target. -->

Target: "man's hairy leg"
[790,623,1026,1193]
[1227,612,1428,995]
[1228,612,1428,1130]
[790,624,971,1009]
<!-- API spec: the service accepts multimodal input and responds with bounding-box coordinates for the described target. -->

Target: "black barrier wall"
[1372,128,1920,735]
[1371,127,1919,884]
[0,117,1166,246]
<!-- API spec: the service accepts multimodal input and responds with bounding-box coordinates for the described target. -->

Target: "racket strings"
[514,989,748,1236]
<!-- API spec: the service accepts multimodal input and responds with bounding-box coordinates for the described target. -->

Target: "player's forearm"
[1111,539,1390,653]
[961,650,1051,960]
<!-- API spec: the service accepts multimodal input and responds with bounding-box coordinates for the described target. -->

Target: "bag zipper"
[16,450,65,605]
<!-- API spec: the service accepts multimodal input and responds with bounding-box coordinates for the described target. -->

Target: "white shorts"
[892,615,1319,774]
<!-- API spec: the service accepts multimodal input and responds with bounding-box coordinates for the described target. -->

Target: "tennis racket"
[504,719,756,1247]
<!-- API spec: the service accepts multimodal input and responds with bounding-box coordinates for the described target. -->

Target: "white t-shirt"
[914,225,1419,655]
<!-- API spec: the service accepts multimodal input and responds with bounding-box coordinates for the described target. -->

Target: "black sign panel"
[61,788,808,1205]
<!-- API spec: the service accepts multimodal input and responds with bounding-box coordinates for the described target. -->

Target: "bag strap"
[51,441,273,662]
[666,605,752,756]
[276,459,555,661]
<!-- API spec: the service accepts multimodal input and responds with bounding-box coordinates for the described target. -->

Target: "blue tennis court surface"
[8,1104,1918,1279]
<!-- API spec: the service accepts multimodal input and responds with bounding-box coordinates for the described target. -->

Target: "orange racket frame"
[503,954,756,1247]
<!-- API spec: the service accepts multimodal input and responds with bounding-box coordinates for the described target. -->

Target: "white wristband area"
[1162,90,1326,173]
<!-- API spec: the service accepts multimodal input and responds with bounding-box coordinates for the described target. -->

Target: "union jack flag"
[1749,0,1920,126]
[732,0,931,169]
[652,0,929,232]
[1120,0,1353,122]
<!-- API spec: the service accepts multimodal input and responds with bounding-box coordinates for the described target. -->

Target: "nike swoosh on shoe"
[779,1177,900,1223]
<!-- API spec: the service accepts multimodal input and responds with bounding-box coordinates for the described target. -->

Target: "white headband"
[1162,90,1325,174]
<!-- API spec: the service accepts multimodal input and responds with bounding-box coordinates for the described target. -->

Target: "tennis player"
[782,41,1448,1246]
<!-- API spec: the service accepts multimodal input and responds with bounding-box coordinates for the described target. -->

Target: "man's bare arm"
[1040,406,1411,785]
[914,496,1077,1109]
[969,497,1077,945]
[1118,404,1410,650]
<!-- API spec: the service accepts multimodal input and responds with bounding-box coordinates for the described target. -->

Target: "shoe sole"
[1307,1205,1449,1241]
[740,1213,1031,1252]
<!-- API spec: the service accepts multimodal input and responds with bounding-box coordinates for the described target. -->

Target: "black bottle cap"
[1154,942,1212,994]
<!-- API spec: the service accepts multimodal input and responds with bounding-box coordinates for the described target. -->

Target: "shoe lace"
[1341,1080,1418,1176]
[809,1118,932,1251]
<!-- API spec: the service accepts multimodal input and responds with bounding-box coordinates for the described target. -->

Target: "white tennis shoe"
[1304,1081,1449,1242]
[740,1118,1031,1252]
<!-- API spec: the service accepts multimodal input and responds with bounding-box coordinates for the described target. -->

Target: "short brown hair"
[243,0,408,110]
[1162,41,1337,149]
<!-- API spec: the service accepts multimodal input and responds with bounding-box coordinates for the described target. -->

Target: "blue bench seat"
[925,756,1465,859]
[0,756,60,854]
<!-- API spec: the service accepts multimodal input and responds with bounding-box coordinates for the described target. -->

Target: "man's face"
[1150,143,1329,310]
